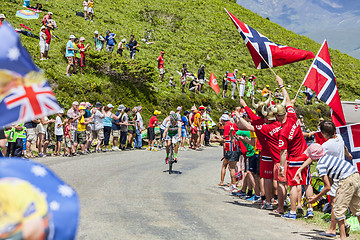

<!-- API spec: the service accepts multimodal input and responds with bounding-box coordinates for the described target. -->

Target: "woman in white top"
[83,0,88,20]
[39,26,47,60]
[37,116,55,157]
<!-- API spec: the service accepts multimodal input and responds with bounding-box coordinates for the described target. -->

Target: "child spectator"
[83,0,89,20]
[44,25,52,59]
[169,76,175,88]
[39,26,47,60]
[93,31,105,52]
[78,37,90,75]
[117,39,126,56]
[105,30,116,52]
[55,110,66,156]
[87,0,94,22]
[42,12,53,26]
[0,14,6,27]
[64,117,73,157]
[65,35,76,76]
[73,38,81,74]
[77,106,92,154]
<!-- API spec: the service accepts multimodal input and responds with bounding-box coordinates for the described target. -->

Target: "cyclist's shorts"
[165,133,179,141]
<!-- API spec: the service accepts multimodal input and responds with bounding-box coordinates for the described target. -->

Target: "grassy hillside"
[3,0,360,129]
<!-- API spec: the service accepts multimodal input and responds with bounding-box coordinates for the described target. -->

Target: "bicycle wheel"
[169,143,174,174]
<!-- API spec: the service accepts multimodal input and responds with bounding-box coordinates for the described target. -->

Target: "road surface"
[37,146,327,240]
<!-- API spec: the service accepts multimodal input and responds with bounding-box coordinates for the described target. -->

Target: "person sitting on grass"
[188,78,200,94]
[295,143,359,240]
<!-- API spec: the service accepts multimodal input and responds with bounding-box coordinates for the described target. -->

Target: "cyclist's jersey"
[0,178,49,239]
[165,121,180,137]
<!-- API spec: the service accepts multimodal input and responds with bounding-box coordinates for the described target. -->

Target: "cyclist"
[163,113,181,164]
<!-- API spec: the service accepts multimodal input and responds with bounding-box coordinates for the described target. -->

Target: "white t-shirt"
[93,110,104,130]
[136,112,143,130]
[322,134,345,159]
[55,116,63,135]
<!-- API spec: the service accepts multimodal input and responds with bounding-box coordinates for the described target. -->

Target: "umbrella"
[16,10,39,20]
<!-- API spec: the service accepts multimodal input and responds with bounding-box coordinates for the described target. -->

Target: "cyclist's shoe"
[174,158,177,163]
[304,209,314,219]
[282,212,297,220]
[165,157,168,164]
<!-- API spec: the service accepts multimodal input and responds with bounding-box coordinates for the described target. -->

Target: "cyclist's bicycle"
[168,136,179,174]
[144,28,156,42]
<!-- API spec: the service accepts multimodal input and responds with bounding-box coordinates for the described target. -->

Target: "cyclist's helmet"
[170,113,178,122]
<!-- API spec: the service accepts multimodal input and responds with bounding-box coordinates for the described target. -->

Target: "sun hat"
[177,106,182,111]
[72,101,79,105]
[121,38,126,43]
[69,35,76,39]
[191,106,197,111]
[78,106,86,110]
[305,143,326,160]
[0,14,6,19]
[199,106,205,110]
[86,102,92,108]
[95,102,102,108]
[40,26,46,30]
[58,109,64,114]
[117,104,125,111]
[242,73,246,76]
[79,37,85,41]
[154,110,161,115]
[107,104,114,108]
[234,69,238,72]
[266,85,270,88]
[220,114,230,121]
[48,12,53,15]
[80,102,86,107]
[94,30,99,34]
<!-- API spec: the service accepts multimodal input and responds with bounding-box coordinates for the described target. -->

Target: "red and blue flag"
[302,40,346,126]
[225,9,315,69]
[0,23,61,129]
[337,123,360,171]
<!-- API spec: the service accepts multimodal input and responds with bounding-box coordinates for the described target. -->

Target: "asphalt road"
[37,146,327,240]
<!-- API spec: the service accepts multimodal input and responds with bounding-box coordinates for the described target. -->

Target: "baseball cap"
[69,35,76,39]
[72,101,79,106]
[234,69,238,72]
[80,37,85,41]
[170,111,175,114]
[107,104,114,108]
[94,31,99,34]
[121,38,126,43]
[220,114,230,121]
[161,51,165,54]
[191,106,197,111]
[78,106,86,110]
[40,26,46,30]
[86,102,92,108]
[299,115,304,118]
[48,12,53,15]
[305,143,326,160]
[199,106,205,110]
[117,104,125,111]
[154,110,161,115]
[266,85,270,88]
[95,102,102,108]
[0,14,6,19]
[58,109,64,114]
[177,106,182,111]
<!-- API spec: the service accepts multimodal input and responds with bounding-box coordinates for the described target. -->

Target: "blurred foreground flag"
[225,9,315,69]
[0,158,79,240]
[0,23,61,129]
[302,40,346,127]
[209,72,220,94]
[337,124,360,171]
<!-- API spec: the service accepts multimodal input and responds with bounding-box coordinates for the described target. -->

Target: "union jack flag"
[302,40,346,127]
[0,22,61,129]
[337,123,360,171]
[225,9,315,69]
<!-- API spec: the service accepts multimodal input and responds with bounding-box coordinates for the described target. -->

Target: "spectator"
[128,35,139,59]
[78,37,90,75]
[24,119,40,158]
[67,101,81,155]
[303,87,313,105]
[261,85,272,97]
[148,110,161,151]
[39,26,47,60]
[239,73,246,98]
[65,35,76,76]
[105,30,116,52]
[55,109,66,156]
[126,107,137,149]
[84,102,93,153]
[0,14,6,27]
[44,25,52,59]
[103,104,121,151]
[181,63,188,93]
[37,116,55,157]
[222,71,229,98]
[274,88,284,100]
[64,117,73,157]
[5,124,25,158]
[168,76,175,88]
[93,31,105,52]
[92,102,105,152]
[111,104,125,151]
[157,51,165,81]
[189,78,200,94]
[117,39,126,56]
[246,75,255,98]
[197,65,205,93]
[87,0,94,22]
[83,0,89,20]
[134,106,144,149]
[42,12,53,26]
[120,107,131,151]
[231,69,238,99]
[77,106,92,154]
[180,110,189,150]
[0,129,7,157]
[73,38,81,74]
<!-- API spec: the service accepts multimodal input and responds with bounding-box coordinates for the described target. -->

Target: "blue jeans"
[134,129,142,148]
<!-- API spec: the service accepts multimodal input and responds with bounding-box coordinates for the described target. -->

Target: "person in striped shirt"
[295,143,360,240]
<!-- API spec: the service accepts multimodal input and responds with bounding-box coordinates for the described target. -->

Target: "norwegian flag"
[302,40,346,126]
[225,9,315,69]
[0,23,61,129]
[337,123,360,171]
